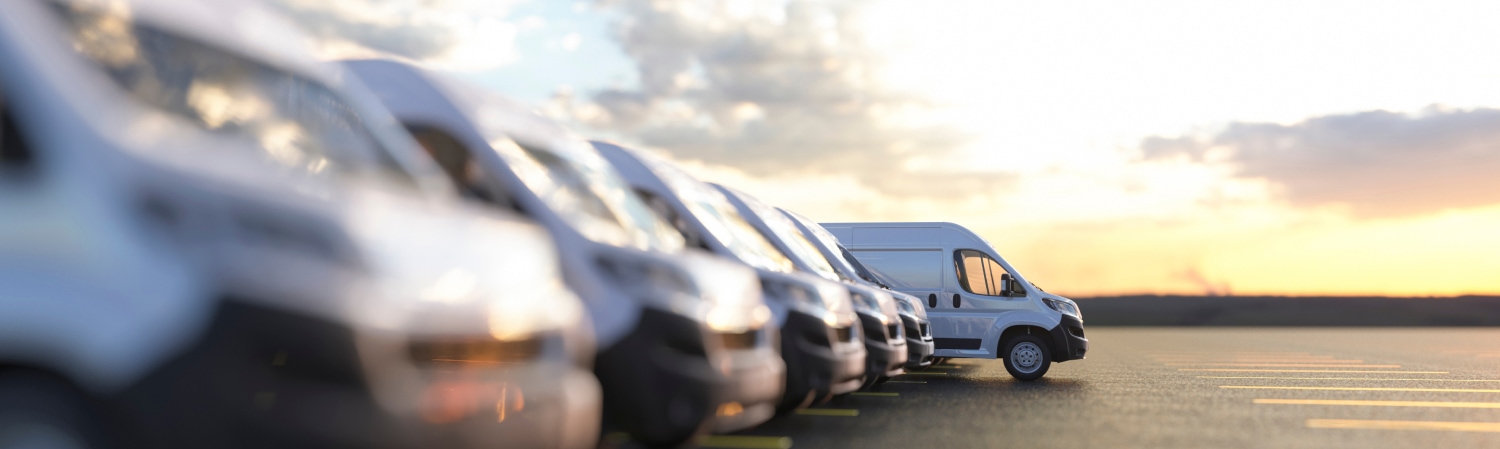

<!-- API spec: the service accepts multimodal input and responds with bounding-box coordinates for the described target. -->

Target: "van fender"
[982,311,1062,357]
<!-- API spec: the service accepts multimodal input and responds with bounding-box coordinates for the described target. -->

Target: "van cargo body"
[822,222,1087,381]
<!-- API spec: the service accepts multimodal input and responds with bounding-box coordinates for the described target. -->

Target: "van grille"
[919,323,929,337]
[886,324,900,339]
[409,337,542,368]
[719,329,760,350]
[834,326,853,342]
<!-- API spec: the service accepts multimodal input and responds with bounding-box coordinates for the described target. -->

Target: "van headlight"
[1042,297,1081,319]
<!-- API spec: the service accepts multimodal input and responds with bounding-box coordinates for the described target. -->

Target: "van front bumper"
[708,328,785,433]
[106,300,604,449]
[900,315,934,370]
[778,310,865,408]
[1047,314,1088,362]
[595,308,718,446]
[857,312,907,380]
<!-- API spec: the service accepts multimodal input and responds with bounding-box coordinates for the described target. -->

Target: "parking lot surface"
[702,328,1500,449]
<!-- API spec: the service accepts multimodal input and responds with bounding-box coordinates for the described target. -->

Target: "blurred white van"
[593,141,866,414]
[780,210,936,371]
[712,185,908,387]
[346,60,783,444]
[0,1,600,448]
[822,222,1087,381]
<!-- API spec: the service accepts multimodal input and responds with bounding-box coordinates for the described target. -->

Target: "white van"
[780,210,936,371]
[346,60,783,443]
[821,222,1087,381]
[592,141,866,413]
[0,1,600,448]
[712,185,908,387]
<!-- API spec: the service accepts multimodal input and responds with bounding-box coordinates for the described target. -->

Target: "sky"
[266,0,1500,297]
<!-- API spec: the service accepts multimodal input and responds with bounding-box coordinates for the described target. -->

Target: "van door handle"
[927,293,937,308]
[952,293,961,308]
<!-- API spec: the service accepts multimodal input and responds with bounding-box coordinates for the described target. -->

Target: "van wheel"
[0,370,104,449]
[1001,335,1051,381]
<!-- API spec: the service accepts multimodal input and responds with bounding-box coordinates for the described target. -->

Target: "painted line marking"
[1256,399,1500,409]
[1306,419,1500,433]
[1222,386,1500,393]
[1166,363,1402,368]
[899,372,949,376]
[697,435,795,449]
[795,408,859,417]
[884,381,927,384]
[850,392,899,397]
[1202,376,1500,382]
[1181,369,1447,374]
[1159,361,1363,364]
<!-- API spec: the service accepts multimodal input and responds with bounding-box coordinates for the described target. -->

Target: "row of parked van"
[0,1,1087,448]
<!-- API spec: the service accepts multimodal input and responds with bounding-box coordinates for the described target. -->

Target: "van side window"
[955,249,1010,296]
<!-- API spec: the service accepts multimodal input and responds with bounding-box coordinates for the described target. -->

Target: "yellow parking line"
[1166,363,1401,368]
[1306,419,1500,433]
[1222,386,1500,393]
[1256,399,1500,408]
[850,392,899,397]
[885,381,927,384]
[1159,361,1362,364]
[795,408,859,417]
[697,435,795,449]
[1181,369,1447,374]
[1202,376,1500,382]
[900,372,949,376]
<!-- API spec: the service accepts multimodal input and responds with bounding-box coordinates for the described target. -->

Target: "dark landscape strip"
[1070,295,1500,326]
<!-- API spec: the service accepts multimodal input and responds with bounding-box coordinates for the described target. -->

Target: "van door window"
[955,249,1011,296]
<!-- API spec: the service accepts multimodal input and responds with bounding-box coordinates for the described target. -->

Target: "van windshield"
[726,189,845,282]
[55,3,415,185]
[641,154,794,272]
[838,246,887,287]
[485,134,683,252]
[783,211,867,282]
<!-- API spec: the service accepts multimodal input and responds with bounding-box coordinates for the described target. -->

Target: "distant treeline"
[1071,295,1500,326]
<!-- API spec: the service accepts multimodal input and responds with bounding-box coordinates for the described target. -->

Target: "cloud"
[263,0,523,71]
[1142,106,1500,217]
[554,0,1002,198]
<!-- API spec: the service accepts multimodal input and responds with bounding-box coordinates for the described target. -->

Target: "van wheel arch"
[997,325,1049,359]
[0,365,108,449]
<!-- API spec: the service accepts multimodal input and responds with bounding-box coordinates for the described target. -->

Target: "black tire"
[0,370,105,449]
[1001,335,1052,381]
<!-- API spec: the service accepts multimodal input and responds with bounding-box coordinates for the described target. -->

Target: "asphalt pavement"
[704,328,1500,449]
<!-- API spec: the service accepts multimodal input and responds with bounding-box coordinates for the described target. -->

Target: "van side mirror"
[1001,273,1026,297]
